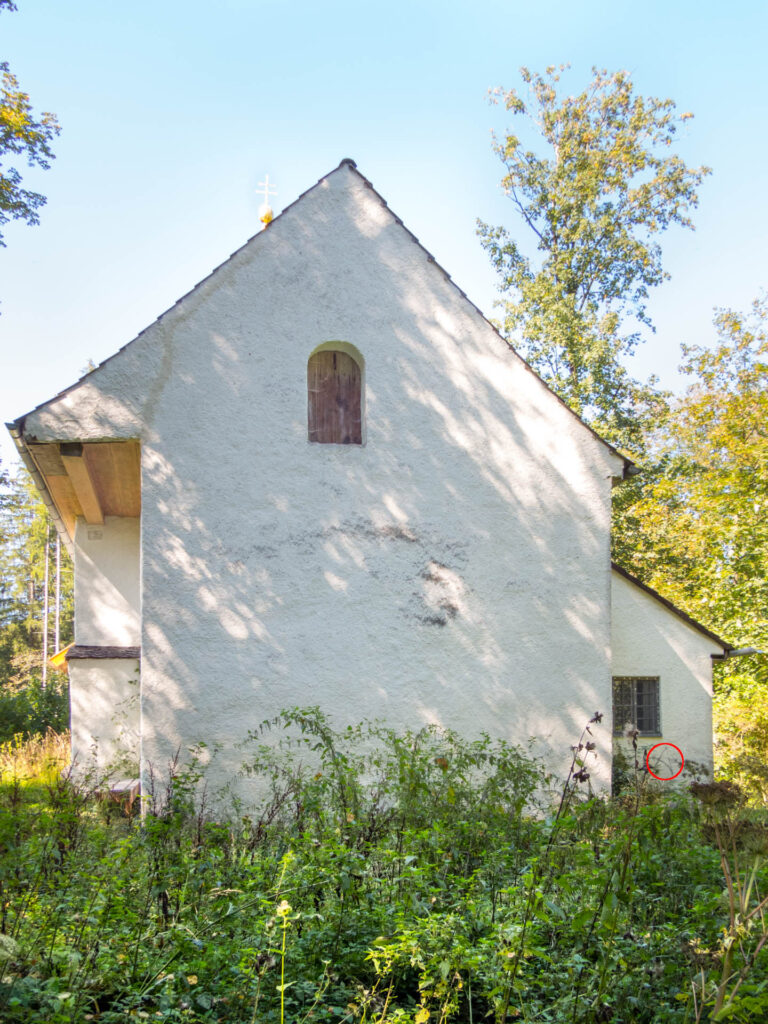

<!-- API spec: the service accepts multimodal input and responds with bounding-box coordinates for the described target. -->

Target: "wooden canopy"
[26,440,141,539]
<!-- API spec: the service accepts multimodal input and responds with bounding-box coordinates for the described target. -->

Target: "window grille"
[612,676,660,736]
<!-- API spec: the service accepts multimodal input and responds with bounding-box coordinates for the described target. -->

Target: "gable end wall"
[17,164,626,794]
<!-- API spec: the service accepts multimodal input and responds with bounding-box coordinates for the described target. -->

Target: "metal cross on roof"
[257,174,277,206]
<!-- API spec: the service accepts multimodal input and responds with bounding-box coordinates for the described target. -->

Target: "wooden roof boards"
[26,440,141,540]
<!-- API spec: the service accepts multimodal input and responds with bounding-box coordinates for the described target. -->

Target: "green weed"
[0,712,765,1023]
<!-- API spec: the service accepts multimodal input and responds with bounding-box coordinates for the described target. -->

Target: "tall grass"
[0,728,70,785]
[0,714,766,1023]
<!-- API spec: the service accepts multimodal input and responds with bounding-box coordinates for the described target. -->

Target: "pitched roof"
[7,158,634,479]
[612,561,733,652]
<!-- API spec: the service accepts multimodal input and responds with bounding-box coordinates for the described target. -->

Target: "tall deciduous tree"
[614,297,768,644]
[613,297,768,798]
[479,66,709,451]
[1,0,60,248]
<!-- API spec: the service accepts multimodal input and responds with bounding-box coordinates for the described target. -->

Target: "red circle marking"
[646,743,684,781]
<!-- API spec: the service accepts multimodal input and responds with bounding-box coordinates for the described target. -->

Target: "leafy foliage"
[713,678,768,805]
[613,297,768,801]
[0,466,73,639]
[615,297,768,641]
[689,780,768,1019]
[0,0,60,248]
[0,461,73,740]
[0,671,68,741]
[1,711,767,1023]
[479,65,709,450]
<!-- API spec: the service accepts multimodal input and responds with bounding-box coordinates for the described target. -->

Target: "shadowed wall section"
[68,515,141,771]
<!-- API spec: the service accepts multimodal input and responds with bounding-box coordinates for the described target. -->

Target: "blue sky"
[2,0,766,468]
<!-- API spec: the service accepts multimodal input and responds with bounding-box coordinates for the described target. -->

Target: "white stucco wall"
[67,516,141,772]
[69,658,140,771]
[74,516,140,646]
[611,570,720,774]
[24,162,626,796]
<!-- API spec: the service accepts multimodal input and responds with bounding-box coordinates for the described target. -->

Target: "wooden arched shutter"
[307,350,362,444]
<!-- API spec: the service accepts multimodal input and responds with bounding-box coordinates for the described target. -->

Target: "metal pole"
[42,530,50,688]
[55,534,61,653]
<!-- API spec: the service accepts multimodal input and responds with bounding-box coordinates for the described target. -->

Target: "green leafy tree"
[479,65,709,451]
[1,463,73,644]
[713,675,768,805]
[614,297,768,797]
[0,460,73,737]
[1,0,60,248]
[614,297,768,644]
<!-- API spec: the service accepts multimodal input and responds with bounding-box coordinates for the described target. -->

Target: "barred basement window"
[307,349,362,445]
[612,676,661,736]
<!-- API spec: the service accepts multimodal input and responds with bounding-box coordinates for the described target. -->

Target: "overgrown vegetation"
[1,711,767,1023]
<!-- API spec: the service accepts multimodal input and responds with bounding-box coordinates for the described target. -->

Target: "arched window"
[307,348,363,445]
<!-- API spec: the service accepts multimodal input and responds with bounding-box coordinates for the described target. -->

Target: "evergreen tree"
[0,460,72,737]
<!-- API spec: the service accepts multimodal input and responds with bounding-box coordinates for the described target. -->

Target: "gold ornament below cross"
[258,174,277,226]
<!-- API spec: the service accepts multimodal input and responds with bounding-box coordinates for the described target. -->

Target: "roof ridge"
[9,157,634,474]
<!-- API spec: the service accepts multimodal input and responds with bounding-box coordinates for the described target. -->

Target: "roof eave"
[611,561,733,652]
[5,419,74,556]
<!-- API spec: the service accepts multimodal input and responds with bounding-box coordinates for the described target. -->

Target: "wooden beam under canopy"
[60,442,105,525]
[27,439,140,538]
